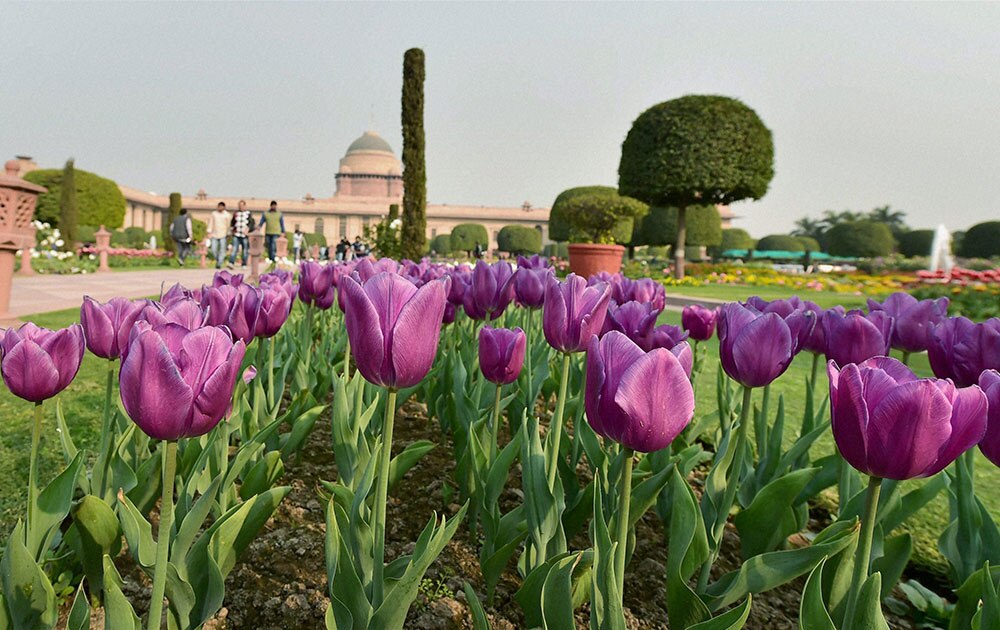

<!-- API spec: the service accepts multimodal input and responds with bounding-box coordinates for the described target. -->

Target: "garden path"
[9,267,220,319]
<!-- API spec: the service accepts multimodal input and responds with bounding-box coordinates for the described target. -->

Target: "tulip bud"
[867,292,949,353]
[299,261,337,310]
[80,296,146,360]
[928,316,1000,387]
[823,309,893,367]
[479,327,526,385]
[979,370,1000,466]
[543,274,612,353]
[681,304,718,341]
[0,323,85,403]
[718,301,814,388]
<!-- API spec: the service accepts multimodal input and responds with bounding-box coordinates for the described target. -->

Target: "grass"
[662,283,870,309]
[2,287,995,581]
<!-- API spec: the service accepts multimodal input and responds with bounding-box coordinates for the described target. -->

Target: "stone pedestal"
[0,160,46,321]
[18,228,35,275]
[95,225,111,272]
[309,244,320,260]
[197,243,208,268]
[276,234,288,259]
[248,232,265,282]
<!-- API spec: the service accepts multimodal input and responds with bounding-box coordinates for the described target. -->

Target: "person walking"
[258,200,285,262]
[208,201,231,269]
[292,227,305,262]
[228,200,253,269]
[170,208,194,265]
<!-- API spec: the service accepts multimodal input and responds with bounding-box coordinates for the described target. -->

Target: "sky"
[3,2,999,237]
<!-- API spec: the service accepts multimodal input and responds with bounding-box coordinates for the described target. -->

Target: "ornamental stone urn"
[0,160,46,320]
[276,234,288,259]
[95,225,111,272]
[248,231,265,282]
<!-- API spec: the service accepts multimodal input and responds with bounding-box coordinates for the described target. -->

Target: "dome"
[346,131,394,155]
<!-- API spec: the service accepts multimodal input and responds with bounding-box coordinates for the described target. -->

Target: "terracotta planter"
[568,243,626,278]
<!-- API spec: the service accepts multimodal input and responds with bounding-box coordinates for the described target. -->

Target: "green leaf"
[69,495,121,601]
[279,404,327,457]
[689,595,752,630]
[388,440,435,489]
[799,558,836,630]
[872,533,911,600]
[850,573,890,630]
[29,452,83,561]
[541,553,584,630]
[55,400,89,495]
[0,523,57,629]
[116,491,157,570]
[66,579,90,630]
[464,582,492,630]
[951,564,1000,630]
[590,482,624,630]
[666,467,711,628]
[239,450,285,500]
[172,474,223,562]
[627,458,672,529]
[733,468,817,558]
[101,556,141,630]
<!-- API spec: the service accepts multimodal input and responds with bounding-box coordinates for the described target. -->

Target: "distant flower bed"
[78,246,172,258]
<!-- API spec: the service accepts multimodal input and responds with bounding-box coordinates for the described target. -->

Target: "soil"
[99,399,918,629]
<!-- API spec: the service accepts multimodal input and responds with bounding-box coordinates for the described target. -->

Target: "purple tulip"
[261,270,297,303]
[979,370,1000,466]
[464,260,516,320]
[718,301,815,388]
[928,317,1000,387]
[823,309,893,367]
[212,270,244,287]
[479,326,526,385]
[801,303,842,354]
[341,272,449,389]
[602,300,660,350]
[867,293,949,353]
[0,323,84,403]
[225,285,262,344]
[299,261,337,310]
[613,277,666,312]
[829,357,987,479]
[513,262,554,309]
[139,298,206,331]
[517,254,549,270]
[242,365,258,384]
[442,302,457,325]
[681,304,718,341]
[446,268,471,306]
[254,283,291,338]
[80,296,146,360]
[745,295,807,317]
[120,322,246,440]
[200,285,238,327]
[543,274,612,353]
[585,331,694,452]
[161,283,200,306]
[645,324,694,378]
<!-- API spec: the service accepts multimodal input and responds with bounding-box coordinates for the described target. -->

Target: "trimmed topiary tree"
[619,94,774,278]
[161,193,182,254]
[549,186,646,244]
[898,229,935,258]
[24,166,127,229]
[58,159,79,249]
[634,205,722,249]
[543,242,569,259]
[795,236,821,252]
[430,233,452,255]
[450,223,489,253]
[757,234,806,252]
[958,221,1000,259]
[400,48,427,260]
[497,225,542,256]
[719,228,755,252]
[825,220,895,257]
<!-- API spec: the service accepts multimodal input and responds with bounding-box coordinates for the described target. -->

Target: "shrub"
[795,236,821,252]
[24,166,127,229]
[756,234,805,252]
[77,225,97,244]
[958,221,1000,259]
[898,229,935,258]
[543,242,568,259]
[825,220,895,257]
[430,233,452,255]
[161,193,182,253]
[634,205,721,248]
[192,219,207,243]
[450,223,489,252]
[549,186,646,244]
[618,94,774,278]
[303,232,327,248]
[719,228,755,251]
[496,225,542,256]
[59,159,79,248]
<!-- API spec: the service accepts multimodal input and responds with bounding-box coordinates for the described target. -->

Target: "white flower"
[389,218,402,230]
[55,239,65,247]
[88,254,96,260]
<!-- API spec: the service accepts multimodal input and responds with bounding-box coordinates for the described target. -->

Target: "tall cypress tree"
[400,48,427,260]
[162,192,182,253]
[59,158,79,250]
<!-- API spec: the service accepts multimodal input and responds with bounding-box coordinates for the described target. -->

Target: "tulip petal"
[342,275,388,386]
[390,278,447,388]
[37,325,85,393]
[866,380,952,479]
[1,341,61,402]
[120,330,193,440]
[731,312,792,388]
[614,348,694,452]
[923,384,987,477]
[189,341,246,437]
[829,363,870,474]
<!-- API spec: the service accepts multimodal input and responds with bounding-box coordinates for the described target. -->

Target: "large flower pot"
[568,243,625,279]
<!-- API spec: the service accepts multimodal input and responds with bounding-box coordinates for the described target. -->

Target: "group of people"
[333,236,370,261]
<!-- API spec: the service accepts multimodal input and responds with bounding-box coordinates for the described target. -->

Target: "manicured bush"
[77,225,97,245]
[192,219,207,243]
[161,193,182,253]
[430,233,452,255]
[450,223,489,252]
[24,166,127,229]
[825,220,895,257]
[496,225,542,256]
[58,159,79,248]
[303,232,327,248]
[549,186,646,244]
[795,236,821,252]
[543,242,568,259]
[619,94,774,278]
[719,228,755,251]
[757,234,805,252]
[634,205,721,248]
[958,221,1000,259]
[898,229,935,258]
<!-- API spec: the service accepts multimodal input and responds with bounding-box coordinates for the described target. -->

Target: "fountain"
[929,224,954,276]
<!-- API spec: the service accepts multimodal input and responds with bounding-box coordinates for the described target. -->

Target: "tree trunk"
[400,48,427,260]
[674,205,687,280]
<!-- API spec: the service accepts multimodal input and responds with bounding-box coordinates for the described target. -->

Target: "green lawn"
[663,283,870,309]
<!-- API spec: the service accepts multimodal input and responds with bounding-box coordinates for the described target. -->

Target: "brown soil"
[100,399,917,629]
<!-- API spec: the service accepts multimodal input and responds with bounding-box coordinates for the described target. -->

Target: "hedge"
[795,236,821,252]
[24,167,127,230]
[825,220,895,257]
[958,221,1000,259]
[543,242,568,259]
[634,205,721,247]
[898,229,935,258]
[720,228,755,251]
[496,225,542,256]
[756,234,806,252]
[430,233,453,255]
[450,223,489,252]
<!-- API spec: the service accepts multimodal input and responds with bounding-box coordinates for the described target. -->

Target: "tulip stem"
[490,384,503,465]
[344,336,352,379]
[372,388,398,611]
[901,351,911,366]
[27,402,43,543]
[267,336,275,410]
[93,361,116,499]
[302,306,314,376]
[524,310,534,412]
[614,448,634,598]
[843,475,883,630]
[546,352,573,489]
[148,440,177,630]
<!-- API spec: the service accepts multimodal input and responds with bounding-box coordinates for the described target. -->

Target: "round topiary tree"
[897,229,935,258]
[24,166,127,229]
[719,228,755,252]
[618,94,774,278]
[450,223,489,253]
[958,221,1000,259]
[756,234,806,252]
[430,233,452,255]
[497,225,542,256]
[634,205,721,249]
[549,186,646,244]
[795,236,821,252]
[825,220,895,258]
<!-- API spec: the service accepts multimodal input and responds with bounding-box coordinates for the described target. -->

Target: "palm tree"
[868,205,908,237]
[791,217,825,241]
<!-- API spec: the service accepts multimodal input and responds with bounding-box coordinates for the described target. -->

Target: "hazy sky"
[4,2,999,237]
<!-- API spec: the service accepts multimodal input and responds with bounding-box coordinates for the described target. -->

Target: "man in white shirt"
[292,228,305,262]
[208,202,232,269]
